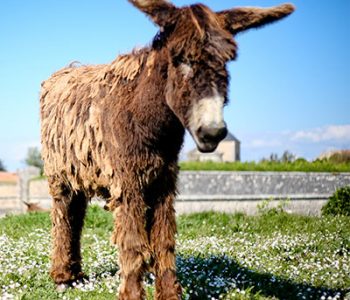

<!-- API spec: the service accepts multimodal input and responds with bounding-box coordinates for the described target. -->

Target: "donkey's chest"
[101,100,185,160]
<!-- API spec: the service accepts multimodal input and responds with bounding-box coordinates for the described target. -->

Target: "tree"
[25,147,44,174]
[281,150,296,163]
[261,150,296,163]
[0,159,6,171]
[269,153,279,162]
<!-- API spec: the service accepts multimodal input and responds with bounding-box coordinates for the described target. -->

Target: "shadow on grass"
[90,253,348,299]
[176,255,348,300]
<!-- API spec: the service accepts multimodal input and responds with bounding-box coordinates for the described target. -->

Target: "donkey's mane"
[42,47,152,101]
[109,48,150,83]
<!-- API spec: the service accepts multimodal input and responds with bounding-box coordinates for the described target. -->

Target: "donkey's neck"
[134,48,185,159]
[105,47,185,162]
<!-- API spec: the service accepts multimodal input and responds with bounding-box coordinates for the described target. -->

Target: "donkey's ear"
[128,0,177,28]
[217,3,295,35]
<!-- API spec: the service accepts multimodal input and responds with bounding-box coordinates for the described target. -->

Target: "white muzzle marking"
[189,92,225,133]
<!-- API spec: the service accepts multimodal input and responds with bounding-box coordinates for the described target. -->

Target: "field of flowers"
[0,206,349,299]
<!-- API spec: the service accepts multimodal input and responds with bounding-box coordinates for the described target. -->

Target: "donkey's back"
[40,50,149,195]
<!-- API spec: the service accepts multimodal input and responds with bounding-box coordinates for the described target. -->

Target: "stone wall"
[1,171,350,216]
[29,179,50,208]
[176,171,350,215]
[0,167,41,216]
[178,171,350,200]
[0,182,18,214]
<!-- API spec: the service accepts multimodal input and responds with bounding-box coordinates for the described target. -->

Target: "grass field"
[179,160,350,173]
[0,206,349,299]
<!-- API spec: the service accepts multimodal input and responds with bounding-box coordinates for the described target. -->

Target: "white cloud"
[291,125,350,143]
[237,124,350,161]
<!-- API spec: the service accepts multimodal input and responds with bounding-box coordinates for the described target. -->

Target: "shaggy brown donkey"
[40,1,294,299]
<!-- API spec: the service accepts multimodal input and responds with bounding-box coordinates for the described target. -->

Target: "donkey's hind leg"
[48,176,88,285]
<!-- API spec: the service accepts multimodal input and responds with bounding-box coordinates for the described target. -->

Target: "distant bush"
[322,186,350,217]
[294,158,308,164]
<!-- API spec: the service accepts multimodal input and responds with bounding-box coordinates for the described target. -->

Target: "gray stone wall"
[178,171,350,200]
[174,199,327,216]
[176,171,350,215]
[1,171,350,216]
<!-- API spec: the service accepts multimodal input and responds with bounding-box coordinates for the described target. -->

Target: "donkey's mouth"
[192,125,227,153]
[196,141,219,153]
[190,131,220,153]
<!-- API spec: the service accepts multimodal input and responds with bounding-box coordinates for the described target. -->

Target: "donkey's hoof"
[73,271,88,282]
[56,283,69,293]
[52,270,87,289]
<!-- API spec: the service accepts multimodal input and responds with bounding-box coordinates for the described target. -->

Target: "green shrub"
[322,186,350,216]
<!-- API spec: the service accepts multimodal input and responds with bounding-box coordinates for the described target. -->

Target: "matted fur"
[41,49,150,197]
[41,1,294,299]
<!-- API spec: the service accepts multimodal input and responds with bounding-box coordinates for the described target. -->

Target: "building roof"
[223,132,240,143]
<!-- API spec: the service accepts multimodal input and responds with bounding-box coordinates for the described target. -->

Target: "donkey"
[22,201,50,212]
[40,1,294,299]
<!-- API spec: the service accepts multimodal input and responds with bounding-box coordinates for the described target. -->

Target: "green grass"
[179,160,350,172]
[0,206,349,299]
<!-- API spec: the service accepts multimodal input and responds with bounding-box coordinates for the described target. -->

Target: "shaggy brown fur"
[40,1,294,299]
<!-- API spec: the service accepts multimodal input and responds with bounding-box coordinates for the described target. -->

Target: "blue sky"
[0,0,349,171]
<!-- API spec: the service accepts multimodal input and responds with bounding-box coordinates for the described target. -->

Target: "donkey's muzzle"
[196,125,227,153]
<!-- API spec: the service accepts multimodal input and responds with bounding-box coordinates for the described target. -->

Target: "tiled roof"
[0,172,18,183]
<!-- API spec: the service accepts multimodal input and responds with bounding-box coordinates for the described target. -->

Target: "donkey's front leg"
[151,194,182,300]
[112,197,150,300]
[49,177,88,285]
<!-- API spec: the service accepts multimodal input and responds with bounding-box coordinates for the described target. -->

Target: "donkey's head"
[129,0,294,152]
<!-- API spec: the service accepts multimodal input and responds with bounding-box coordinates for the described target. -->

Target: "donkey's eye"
[179,63,193,78]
